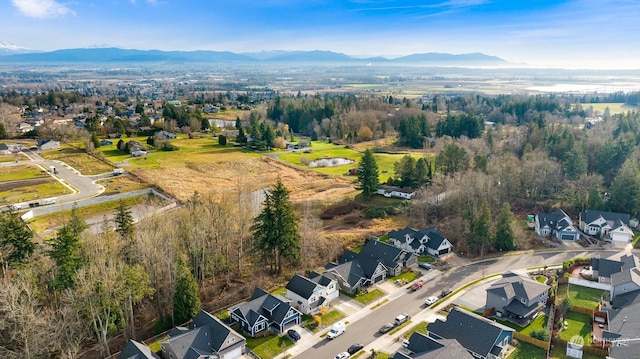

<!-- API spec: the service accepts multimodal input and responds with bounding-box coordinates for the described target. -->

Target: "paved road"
[3,149,106,214]
[294,249,629,359]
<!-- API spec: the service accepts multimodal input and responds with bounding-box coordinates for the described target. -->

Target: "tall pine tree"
[173,257,201,325]
[495,202,515,251]
[251,177,301,274]
[357,149,379,198]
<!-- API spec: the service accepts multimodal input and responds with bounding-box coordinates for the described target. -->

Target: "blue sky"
[2,0,640,68]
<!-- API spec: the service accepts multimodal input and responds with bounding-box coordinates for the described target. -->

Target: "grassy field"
[245,334,294,359]
[0,164,48,181]
[581,102,637,115]
[0,154,21,163]
[558,311,592,343]
[41,146,114,175]
[96,175,150,195]
[520,314,548,336]
[508,341,547,359]
[557,284,605,310]
[0,180,72,203]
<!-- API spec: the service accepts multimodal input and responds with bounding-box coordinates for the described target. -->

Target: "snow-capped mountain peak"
[0,41,30,50]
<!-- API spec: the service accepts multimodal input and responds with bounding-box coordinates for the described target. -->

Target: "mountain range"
[0,46,510,67]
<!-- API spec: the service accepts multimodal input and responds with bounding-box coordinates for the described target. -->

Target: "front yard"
[342,288,387,305]
[245,334,294,359]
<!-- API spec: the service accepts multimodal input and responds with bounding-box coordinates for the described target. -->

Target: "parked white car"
[425,296,439,306]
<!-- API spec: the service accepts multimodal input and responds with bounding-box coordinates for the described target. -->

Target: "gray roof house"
[119,339,160,359]
[485,271,549,324]
[324,257,387,294]
[391,332,473,359]
[428,307,514,359]
[0,143,10,154]
[285,273,339,315]
[605,290,640,358]
[579,210,634,243]
[377,185,417,200]
[387,226,453,257]
[228,288,301,337]
[340,239,417,277]
[534,209,579,240]
[36,138,61,150]
[160,309,246,359]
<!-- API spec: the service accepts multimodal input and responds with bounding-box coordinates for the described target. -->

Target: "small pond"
[309,157,354,167]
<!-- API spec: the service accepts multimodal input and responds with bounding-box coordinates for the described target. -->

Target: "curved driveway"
[292,249,633,359]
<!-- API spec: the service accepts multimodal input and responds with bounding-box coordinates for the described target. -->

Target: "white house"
[579,210,634,243]
[377,185,417,200]
[387,226,453,257]
[285,273,339,315]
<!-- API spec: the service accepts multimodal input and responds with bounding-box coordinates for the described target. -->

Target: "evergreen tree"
[469,200,492,258]
[251,177,301,274]
[114,201,135,263]
[586,188,605,211]
[173,257,201,325]
[48,224,83,290]
[235,116,242,129]
[236,126,247,145]
[357,149,380,198]
[218,134,227,146]
[0,122,7,139]
[0,209,35,271]
[91,132,101,149]
[394,155,417,188]
[436,142,468,176]
[495,202,515,251]
[608,160,640,215]
[415,158,431,187]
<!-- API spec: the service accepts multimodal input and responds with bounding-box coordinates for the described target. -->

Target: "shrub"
[218,134,227,146]
[154,314,173,334]
[530,329,550,341]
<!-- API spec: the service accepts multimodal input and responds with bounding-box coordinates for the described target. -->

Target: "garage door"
[561,234,575,240]
[439,248,450,255]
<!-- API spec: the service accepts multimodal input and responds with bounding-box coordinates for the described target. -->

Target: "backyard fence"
[514,331,550,350]
[569,306,595,316]
[552,338,609,357]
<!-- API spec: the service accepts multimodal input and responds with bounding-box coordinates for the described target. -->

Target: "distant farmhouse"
[36,138,61,150]
[377,185,417,200]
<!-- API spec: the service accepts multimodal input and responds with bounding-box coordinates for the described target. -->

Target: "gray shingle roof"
[190,310,245,353]
[286,274,318,299]
[428,307,513,358]
[486,272,549,303]
[118,339,160,359]
[591,258,625,278]
[419,227,447,251]
[580,210,630,227]
[232,288,299,328]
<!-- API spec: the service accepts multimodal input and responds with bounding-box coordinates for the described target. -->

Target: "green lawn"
[245,334,294,359]
[41,147,114,175]
[581,102,636,116]
[418,255,436,263]
[353,289,386,305]
[0,179,72,203]
[508,341,547,359]
[558,311,592,343]
[535,275,547,284]
[271,287,287,296]
[0,164,47,181]
[557,284,605,310]
[389,320,412,335]
[388,271,417,283]
[520,314,548,336]
[302,309,346,332]
[403,321,429,339]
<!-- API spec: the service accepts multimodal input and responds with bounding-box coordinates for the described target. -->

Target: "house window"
[228,337,235,344]
[256,322,266,332]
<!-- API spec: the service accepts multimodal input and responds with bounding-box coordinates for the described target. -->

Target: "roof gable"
[286,274,319,299]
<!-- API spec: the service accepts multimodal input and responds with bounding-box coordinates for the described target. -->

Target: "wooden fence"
[552,338,609,357]
[514,331,550,350]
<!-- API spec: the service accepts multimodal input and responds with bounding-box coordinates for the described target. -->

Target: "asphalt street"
[292,249,628,359]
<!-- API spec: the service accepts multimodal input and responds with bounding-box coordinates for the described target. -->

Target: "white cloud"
[11,0,75,18]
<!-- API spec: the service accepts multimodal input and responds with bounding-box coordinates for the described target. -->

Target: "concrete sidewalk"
[275,269,442,359]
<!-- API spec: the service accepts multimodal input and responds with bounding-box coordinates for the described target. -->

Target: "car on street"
[425,296,439,306]
[418,262,431,270]
[379,323,394,333]
[410,280,424,291]
[287,329,301,342]
[394,313,411,326]
[335,352,351,359]
[347,343,364,355]
[440,289,452,298]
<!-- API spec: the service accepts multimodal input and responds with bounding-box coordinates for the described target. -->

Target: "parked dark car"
[287,329,301,342]
[440,289,452,298]
[379,323,394,334]
[418,262,431,270]
[347,343,364,355]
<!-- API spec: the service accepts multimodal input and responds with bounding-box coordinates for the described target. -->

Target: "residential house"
[36,138,61,150]
[127,140,147,154]
[323,258,388,294]
[16,122,35,133]
[387,227,453,257]
[0,143,10,155]
[160,310,246,359]
[285,273,339,314]
[108,132,122,139]
[377,185,417,200]
[534,209,579,240]
[340,239,417,277]
[228,288,301,337]
[119,339,160,359]
[579,210,634,243]
[485,271,550,323]
[155,130,177,139]
[428,307,514,359]
[604,290,640,359]
[391,333,472,359]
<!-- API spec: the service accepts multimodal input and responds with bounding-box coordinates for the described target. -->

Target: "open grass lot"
[0,154,20,163]
[0,179,72,203]
[245,334,294,359]
[551,344,605,359]
[96,175,150,195]
[508,341,547,359]
[558,311,592,343]
[42,147,114,175]
[581,102,637,115]
[520,314,548,336]
[27,195,147,235]
[0,164,48,181]
[557,284,605,310]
